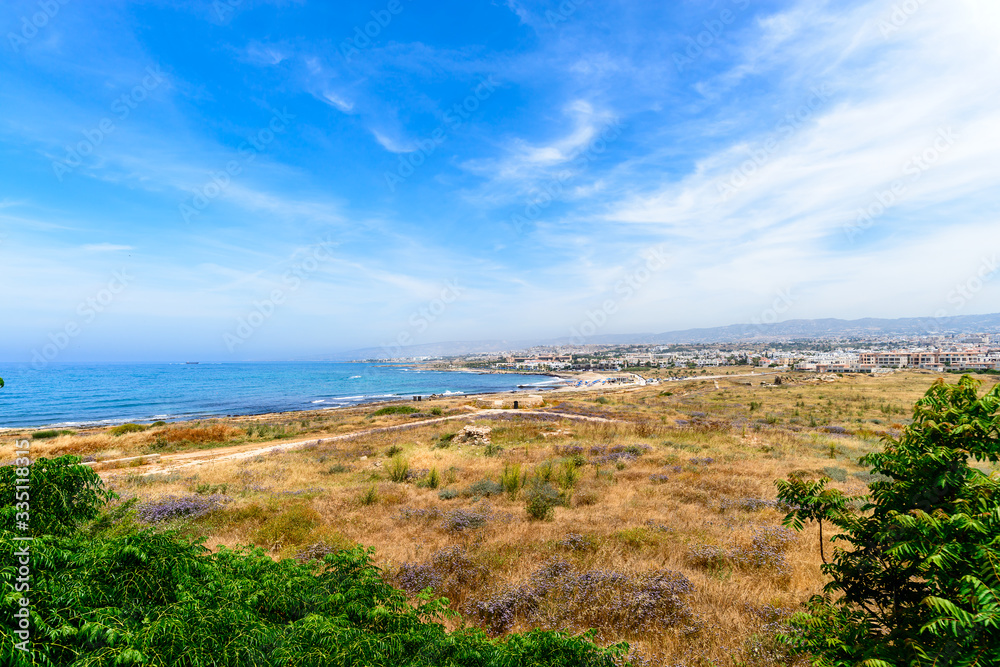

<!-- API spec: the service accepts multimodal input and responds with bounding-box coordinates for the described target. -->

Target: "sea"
[0,362,564,429]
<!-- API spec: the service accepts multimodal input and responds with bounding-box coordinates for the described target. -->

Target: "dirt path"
[107,408,620,478]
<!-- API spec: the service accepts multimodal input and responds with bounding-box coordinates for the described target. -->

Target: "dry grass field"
[10,369,1000,666]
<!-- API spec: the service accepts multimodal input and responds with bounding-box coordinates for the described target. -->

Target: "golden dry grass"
[14,370,1000,665]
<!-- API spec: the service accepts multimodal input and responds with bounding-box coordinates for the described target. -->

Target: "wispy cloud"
[81,243,133,252]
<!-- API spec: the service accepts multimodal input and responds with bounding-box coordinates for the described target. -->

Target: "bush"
[525,482,562,521]
[500,463,523,497]
[359,485,379,506]
[370,405,419,417]
[464,479,503,498]
[430,407,443,416]
[388,456,410,483]
[777,376,1000,664]
[425,467,441,489]
[483,443,504,457]
[385,444,404,457]
[109,423,148,436]
[437,488,459,500]
[31,430,61,439]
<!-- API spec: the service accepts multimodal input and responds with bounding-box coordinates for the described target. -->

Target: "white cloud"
[322,91,354,112]
[81,243,133,252]
[371,129,414,153]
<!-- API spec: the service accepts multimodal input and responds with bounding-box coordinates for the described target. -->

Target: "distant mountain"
[336,312,1000,359]
[639,313,1000,344]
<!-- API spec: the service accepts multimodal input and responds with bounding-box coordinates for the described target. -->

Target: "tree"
[776,376,1000,666]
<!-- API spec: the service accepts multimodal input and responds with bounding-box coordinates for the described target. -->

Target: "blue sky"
[1,0,999,362]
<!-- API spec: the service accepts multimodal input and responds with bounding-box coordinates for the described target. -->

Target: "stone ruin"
[454,424,492,446]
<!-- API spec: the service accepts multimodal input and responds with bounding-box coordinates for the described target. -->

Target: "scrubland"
[11,369,999,666]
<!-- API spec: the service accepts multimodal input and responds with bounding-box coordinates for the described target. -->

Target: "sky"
[1,0,999,362]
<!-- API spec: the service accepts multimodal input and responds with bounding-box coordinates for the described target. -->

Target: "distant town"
[368,331,1000,374]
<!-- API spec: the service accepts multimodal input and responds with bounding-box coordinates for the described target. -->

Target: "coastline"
[0,367,572,432]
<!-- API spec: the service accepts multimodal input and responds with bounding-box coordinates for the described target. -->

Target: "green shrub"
[385,444,404,457]
[426,467,441,490]
[151,420,167,427]
[525,482,561,521]
[535,460,555,483]
[370,405,419,417]
[483,443,504,457]
[437,488,459,500]
[246,423,287,439]
[31,430,61,439]
[325,464,350,474]
[777,376,1000,665]
[359,485,379,506]
[388,456,410,483]
[559,461,580,491]
[109,423,148,436]
[430,407,443,416]
[500,463,523,497]
[464,479,503,498]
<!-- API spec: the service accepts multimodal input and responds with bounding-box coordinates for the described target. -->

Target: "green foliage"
[359,485,379,506]
[246,422,288,439]
[501,463,523,498]
[30,430,60,440]
[388,455,410,483]
[483,443,504,457]
[558,461,580,492]
[426,467,441,490]
[776,376,1000,666]
[525,482,562,521]
[0,455,116,537]
[430,407,443,416]
[109,422,148,436]
[0,457,628,666]
[370,405,419,417]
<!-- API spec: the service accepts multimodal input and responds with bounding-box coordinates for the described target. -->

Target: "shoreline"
[0,373,573,433]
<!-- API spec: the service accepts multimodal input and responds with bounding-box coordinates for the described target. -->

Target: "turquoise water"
[0,362,562,429]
